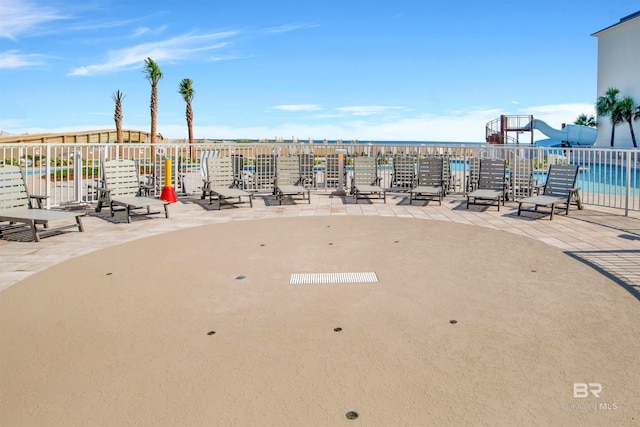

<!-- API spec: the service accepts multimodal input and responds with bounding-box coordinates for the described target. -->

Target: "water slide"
[525,119,598,147]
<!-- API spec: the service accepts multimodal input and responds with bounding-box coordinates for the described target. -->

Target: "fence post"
[625,151,631,216]
[74,151,83,203]
[45,145,51,208]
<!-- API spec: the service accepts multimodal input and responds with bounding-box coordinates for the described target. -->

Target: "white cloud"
[0,118,26,130]
[68,30,239,76]
[337,106,408,117]
[158,108,502,142]
[0,50,45,68]
[0,0,67,40]
[272,104,321,112]
[3,104,594,145]
[265,23,319,34]
[133,27,150,37]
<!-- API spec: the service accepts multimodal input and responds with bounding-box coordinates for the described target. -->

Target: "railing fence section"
[1,143,637,214]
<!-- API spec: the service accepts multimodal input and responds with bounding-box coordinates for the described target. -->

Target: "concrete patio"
[1,191,639,425]
[1,192,639,296]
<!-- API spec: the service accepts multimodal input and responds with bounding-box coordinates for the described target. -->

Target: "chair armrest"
[29,194,49,209]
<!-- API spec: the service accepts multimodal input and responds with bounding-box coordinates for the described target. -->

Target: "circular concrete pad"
[1,216,639,425]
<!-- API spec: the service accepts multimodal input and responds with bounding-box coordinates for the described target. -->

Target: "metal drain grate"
[290,272,378,284]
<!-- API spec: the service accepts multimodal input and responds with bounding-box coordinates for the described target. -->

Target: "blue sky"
[0,0,636,142]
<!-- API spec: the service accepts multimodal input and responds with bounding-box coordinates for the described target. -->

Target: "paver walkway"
[1,192,639,297]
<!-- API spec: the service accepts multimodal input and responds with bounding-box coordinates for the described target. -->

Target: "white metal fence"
[2,143,638,215]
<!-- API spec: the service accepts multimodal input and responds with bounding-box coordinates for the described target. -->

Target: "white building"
[592,11,640,148]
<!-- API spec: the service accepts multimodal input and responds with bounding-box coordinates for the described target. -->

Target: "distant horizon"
[1,0,634,143]
[0,127,486,145]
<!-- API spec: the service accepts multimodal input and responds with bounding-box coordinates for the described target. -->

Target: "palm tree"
[574,114,596,127]
[178,78,195,159]
[143,58,163,146]
[616,96,638,148]
[111,90,125,144]
[596,87,621,147]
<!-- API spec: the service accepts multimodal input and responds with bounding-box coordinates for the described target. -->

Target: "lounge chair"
[509,158,537,199]
[440,155,456,194]
[274,155,310,204]
[466,159,506,211]
[230,154,246,189]
[410,157,444,205]
[351,157,386,203]
[325,153,346,189]
[254,154,276,190]
[517,164,582,220]
[202,157,253,209]
[200,150,220,178]
[96,159,169,223]
[0,165,85,242]
[391,154,416,190]
[466,157,480,192]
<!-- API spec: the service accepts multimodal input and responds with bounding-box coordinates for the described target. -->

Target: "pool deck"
[1,191,639,294]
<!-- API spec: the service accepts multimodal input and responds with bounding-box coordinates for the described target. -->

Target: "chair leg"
[76,216,84,232]
[29,220,39,242]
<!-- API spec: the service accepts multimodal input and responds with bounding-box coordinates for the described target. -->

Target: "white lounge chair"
[274,155,310,204]
[201,157,253,209]
[410,157,444,205]
[351,157,386,203]
[324,153,346,189]
[0,165,85,242]
[96,159,169,223]
[254,154,276,190]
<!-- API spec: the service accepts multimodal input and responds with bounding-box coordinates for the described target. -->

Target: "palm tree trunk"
[117,124,123,157]
[150,85,158,147]
[628,121,637,148]
[185,103,192,160]
[610,125,615,147]
[188,125,194,160]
